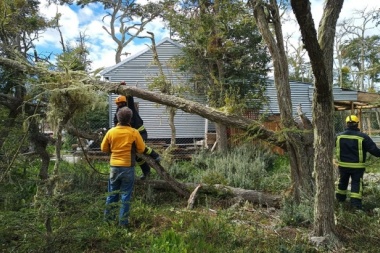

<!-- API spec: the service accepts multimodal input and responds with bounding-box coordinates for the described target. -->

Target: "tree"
[285,36,313,82]
[143,32,178,147]
[340,36,380,91]
[0,0,347,245]
[291,0,343,243]
[337,8,379,91]
[0,0,51,177]
[250,0,344,244]
[0,56,286,147]
[54,0,163,64]
[250,0,315,204]
[164,0,270,151]
[339,66,354,89]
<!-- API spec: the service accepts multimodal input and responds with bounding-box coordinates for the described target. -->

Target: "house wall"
[263,81,360,121]
[102,39,212,141]
[262,80,314,119]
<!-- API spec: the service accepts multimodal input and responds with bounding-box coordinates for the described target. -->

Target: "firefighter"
[335,115,380,210]
[114,95,161,180]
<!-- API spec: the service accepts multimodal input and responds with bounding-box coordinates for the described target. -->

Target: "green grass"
[1,145,380,252]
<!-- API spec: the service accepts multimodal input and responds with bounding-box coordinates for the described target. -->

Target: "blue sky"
[36,0,379,72]
[36,0,170,71]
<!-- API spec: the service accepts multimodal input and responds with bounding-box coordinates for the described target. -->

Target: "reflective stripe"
[137,125,145,132]
[336,135,365,168]
[337,161,366,168]
[145,147,152,155]
[350,177,363,199]
[350,192,362,199]
[336,189,348,195]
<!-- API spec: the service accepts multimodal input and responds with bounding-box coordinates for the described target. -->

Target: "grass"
[1,145,380,252]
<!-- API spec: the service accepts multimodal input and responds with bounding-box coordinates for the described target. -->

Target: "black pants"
[336,167,365,209]
[136,130,150,176]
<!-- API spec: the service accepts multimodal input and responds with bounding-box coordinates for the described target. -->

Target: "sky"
[35,0,380,72]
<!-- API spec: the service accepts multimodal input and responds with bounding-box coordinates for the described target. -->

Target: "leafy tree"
[164,0,270,151]
[339,66,354,89]
[0,0,51,176]
[56,32,92,72]
[285,36,313,83]
[337,8,379,91]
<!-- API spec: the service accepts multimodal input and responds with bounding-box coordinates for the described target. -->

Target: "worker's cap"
[345,115,359,123]
[115,95,127,104]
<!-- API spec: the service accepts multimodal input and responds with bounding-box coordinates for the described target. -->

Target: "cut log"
[137,180,282,208]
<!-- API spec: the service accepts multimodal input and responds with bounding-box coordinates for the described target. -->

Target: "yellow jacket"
[101,125,146,167]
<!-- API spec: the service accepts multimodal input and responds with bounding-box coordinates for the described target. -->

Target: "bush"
[168,143,290,193]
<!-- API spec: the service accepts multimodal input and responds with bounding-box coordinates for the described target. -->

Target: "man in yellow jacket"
[114,94,161,180]
[101,107,148,226]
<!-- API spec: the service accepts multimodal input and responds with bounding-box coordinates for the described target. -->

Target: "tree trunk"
[29,118,50,180]
[215,123,228,152]
[251,0,315,202]
[168,107,177,146]
[138,154,190,198]
[291,0,343,243]
[1,55,313,198]
[108,83,288,148]
[136,180,282,208]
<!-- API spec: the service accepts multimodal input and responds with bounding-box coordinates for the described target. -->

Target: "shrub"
[168,143,289,193]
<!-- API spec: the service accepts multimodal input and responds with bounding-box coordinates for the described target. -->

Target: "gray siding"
[263,81,359,120]
[332,87,358,101]
[102,38,211,140]
[262,81,314,119]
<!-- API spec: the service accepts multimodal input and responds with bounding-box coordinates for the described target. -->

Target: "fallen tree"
[139,154,190,198]
[0,56,311,206]
[99,82,287,149]
[136,179,282,208]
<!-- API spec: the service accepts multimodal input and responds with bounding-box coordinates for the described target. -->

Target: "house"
[100,37,212,144]
[100,37,380,146]
[264,80,380,120]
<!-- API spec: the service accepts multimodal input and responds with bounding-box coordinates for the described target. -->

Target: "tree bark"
[215,123,228,152]
[291,0,343,243]
[251,0,315,202]
[106,83,287,149]
[138,154,190,198]
[29,118,51,180]
[137,180,282,208]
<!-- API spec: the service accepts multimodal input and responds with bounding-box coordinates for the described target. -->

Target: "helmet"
[115,95,127,104]
[346,115,359,123]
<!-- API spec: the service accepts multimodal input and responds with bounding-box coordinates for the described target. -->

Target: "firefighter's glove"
[144,147,161,163]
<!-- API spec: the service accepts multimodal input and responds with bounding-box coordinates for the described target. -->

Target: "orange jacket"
[101,125,146,167]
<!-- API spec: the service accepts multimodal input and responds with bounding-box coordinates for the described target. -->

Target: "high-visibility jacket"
[335,127,380,168]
